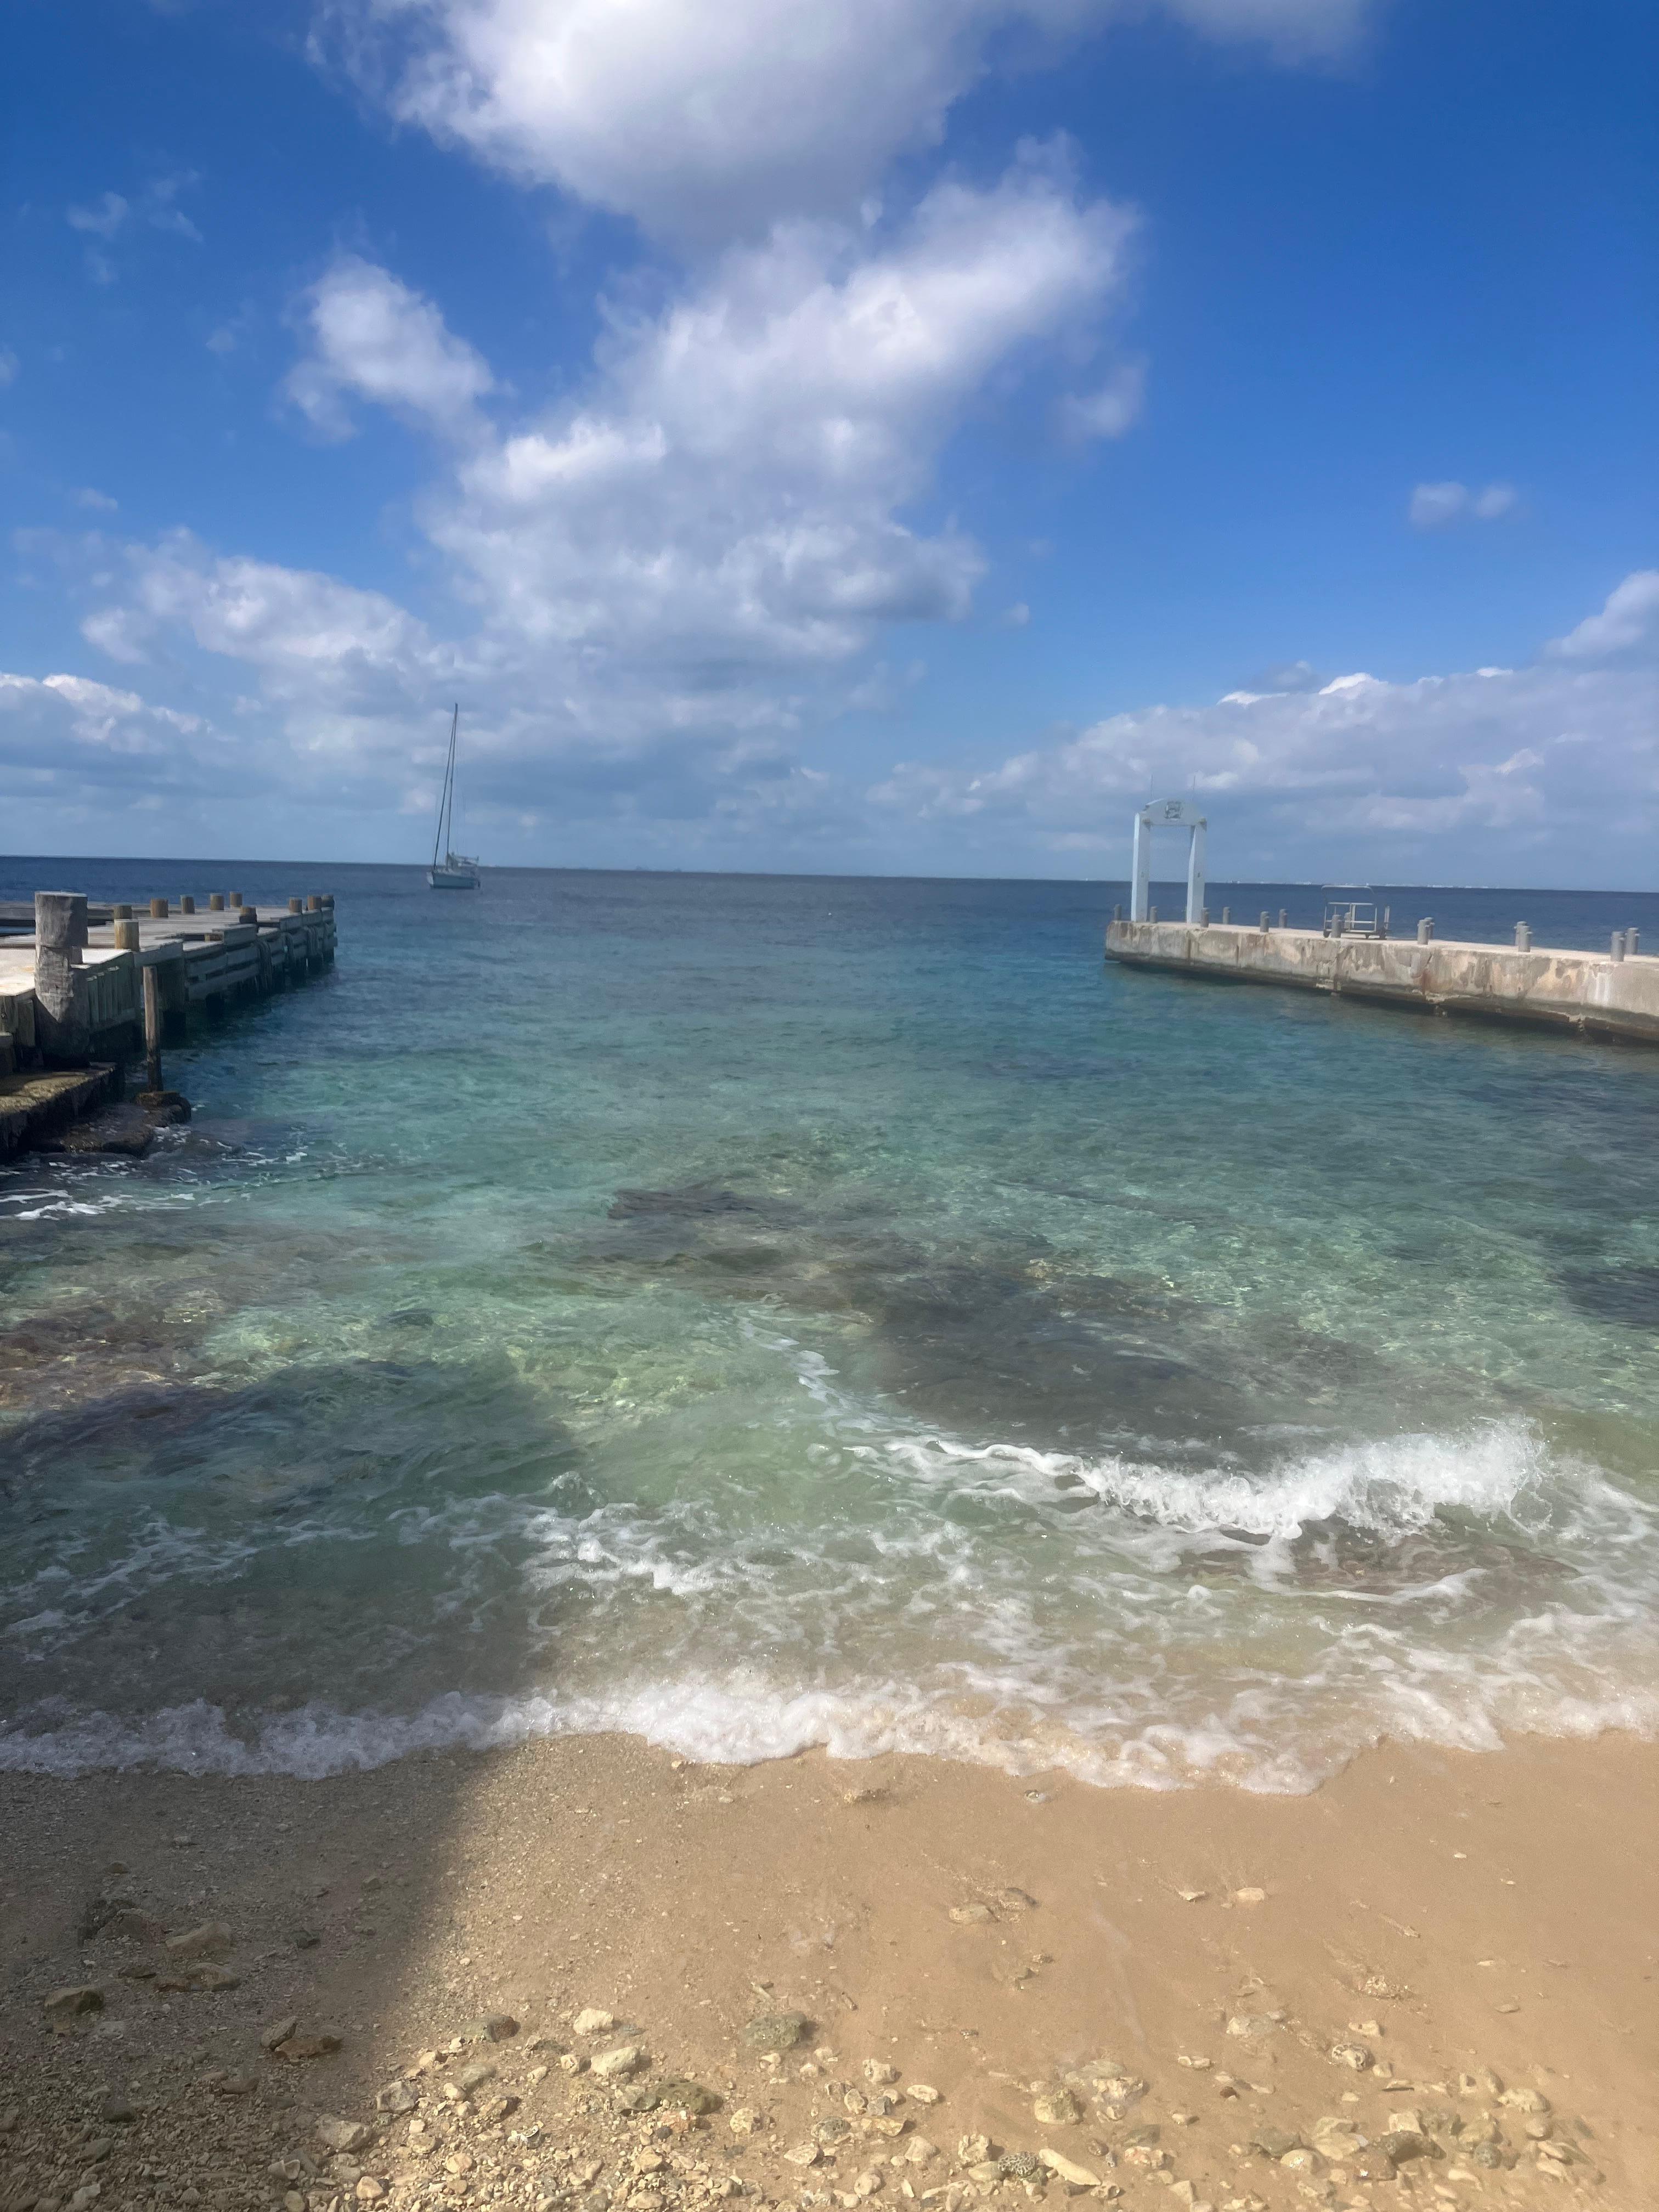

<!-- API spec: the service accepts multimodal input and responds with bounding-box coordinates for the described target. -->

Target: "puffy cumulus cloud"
[81,531,449,711]
[285,255,495,441]
[1549,569,1659,661]
[430,151,1134,665]
[49,549,1659,876]
[62,160,1130,852]
[65,526,812,833]
[867,611,1659,877]
[323,0,1372,242]
[1409,478,1519,528]
[0,670,225,811]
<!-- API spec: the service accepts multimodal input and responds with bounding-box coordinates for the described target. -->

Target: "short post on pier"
[33,891,91,1065]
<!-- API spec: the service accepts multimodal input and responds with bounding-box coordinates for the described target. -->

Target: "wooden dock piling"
[142,962,162,1092]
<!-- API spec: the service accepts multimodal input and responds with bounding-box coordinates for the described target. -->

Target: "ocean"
[3,862,1658,1789]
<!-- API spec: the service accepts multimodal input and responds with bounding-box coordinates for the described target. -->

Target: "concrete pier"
[1105,918,1659,1046]
[0,889,336,1157]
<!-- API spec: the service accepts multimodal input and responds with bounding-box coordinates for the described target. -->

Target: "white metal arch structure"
[1130,797,1206,924]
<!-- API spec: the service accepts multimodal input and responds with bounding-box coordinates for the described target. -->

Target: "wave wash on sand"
[4,1408,1655,1788]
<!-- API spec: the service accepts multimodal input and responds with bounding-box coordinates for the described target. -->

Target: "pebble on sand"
[164,1923,233,1961]
[590,2044,646,2079]
[1039,2149,1099,2188]
[315,2118,372,2154]
[43,1988,105,2025]
[1328,2041,1373,2070]
[744,2011,809,2053]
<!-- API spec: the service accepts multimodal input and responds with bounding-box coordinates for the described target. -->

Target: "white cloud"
[75,488,119,513]
[82,532,448,712]
[1549,569,1659,661]
[284,255,495,441]
[326,0,1372,243]
[1056,357,1144,441]
[867,634,1659,872]
[61,154,1131,841]
[0,347,19,388]
[143,173,205,242]
[1161,0,1367,59]
[425,149,1135,666]
[66,191,130,241]
[1409,478,1521,529]
[63,524,1659,874]
[0,670,222,811]
[64,175,202,282]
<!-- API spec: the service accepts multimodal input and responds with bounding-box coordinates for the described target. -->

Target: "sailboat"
[428,704,481,889]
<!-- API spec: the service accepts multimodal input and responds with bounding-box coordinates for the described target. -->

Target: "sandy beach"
[2,1731,1652,2212]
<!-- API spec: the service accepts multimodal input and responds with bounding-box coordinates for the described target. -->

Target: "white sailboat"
[428,704,481,889]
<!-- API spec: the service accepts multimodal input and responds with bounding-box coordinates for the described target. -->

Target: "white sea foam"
[3,1646,1656,1787]
[4,1314,1657,1790]
[868,1418,1564,1539]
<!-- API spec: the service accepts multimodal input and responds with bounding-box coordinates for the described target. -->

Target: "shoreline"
[2,1726,1652,2212]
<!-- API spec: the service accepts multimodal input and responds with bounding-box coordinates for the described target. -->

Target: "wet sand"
[1,1731,1654,2212]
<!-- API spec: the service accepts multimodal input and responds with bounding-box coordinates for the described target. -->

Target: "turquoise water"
[3,866,1658,1787]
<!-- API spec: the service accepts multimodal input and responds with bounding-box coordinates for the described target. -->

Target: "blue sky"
[3,0,1656,881]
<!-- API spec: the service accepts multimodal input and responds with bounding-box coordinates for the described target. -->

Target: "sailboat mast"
[432,704,458,868]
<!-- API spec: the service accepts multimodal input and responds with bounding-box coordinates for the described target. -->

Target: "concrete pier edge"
[1104,917,1659,1046]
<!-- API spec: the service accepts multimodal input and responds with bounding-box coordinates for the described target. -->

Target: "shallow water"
[3,864,1658,1787]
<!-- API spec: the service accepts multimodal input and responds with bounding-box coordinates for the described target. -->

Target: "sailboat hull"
[428,866,480,889]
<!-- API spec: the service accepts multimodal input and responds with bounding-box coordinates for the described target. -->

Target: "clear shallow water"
[3,862,1658,1788]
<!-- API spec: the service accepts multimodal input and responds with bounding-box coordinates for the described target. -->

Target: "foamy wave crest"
[870,1419,1579,1542]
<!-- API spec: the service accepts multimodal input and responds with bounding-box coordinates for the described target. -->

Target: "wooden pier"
[0,889,336,1158]
[1105,917,1659,1045]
